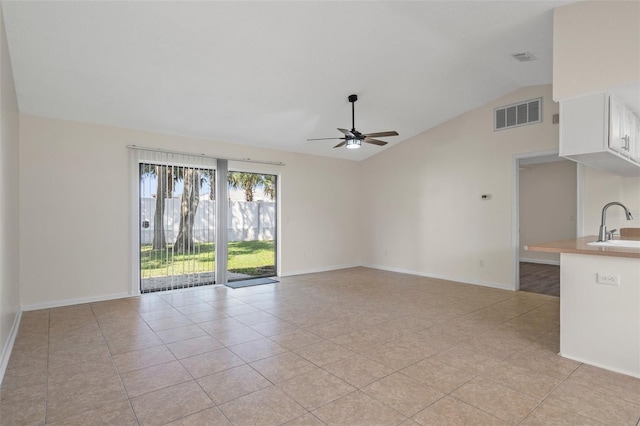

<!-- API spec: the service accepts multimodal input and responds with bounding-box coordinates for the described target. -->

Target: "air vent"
[494,98,542,131]
[511,52,537,62]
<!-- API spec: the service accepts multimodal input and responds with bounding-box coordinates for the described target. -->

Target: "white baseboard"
[559,352,640,379]
[21,260,522,311]
[280,263,360,278]
[22,292,132,312]
[520,257,560,266]
[361,263,515,291]
[0,309,22,387]
[285,262,516,292]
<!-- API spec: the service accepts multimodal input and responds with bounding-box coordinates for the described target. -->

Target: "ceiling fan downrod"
[348,94,358,133]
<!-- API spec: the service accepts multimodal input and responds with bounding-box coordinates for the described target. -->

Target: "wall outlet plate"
[596,273,620,286]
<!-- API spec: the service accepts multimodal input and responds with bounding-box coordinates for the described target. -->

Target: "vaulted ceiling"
[1,1,573,160]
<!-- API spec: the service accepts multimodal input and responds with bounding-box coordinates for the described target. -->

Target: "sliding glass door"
[227,172,277,282]
[139,162,216,292]
[132,148,279,292]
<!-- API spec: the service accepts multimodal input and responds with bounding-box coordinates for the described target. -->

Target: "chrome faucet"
[598,202,633,242]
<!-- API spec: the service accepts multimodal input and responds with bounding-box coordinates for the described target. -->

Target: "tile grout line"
[93,303,142,426]
[165,294,235,426]
[11,273,638,425]
[542,363,628,426]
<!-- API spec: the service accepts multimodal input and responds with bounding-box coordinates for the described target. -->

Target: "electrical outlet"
[596,273,620,286]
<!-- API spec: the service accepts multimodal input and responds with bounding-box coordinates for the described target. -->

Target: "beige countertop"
[525,236,640,259]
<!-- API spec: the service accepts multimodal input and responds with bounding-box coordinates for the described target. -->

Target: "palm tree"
[141,164,212,253]
[228,172,276,201]
[204,170,215,200]
[173,167,201,253]
[262,175,276,200]
[140,164,175,250]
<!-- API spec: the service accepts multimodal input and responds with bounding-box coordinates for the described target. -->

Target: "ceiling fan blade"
[307,137,344,141]
[363,138,388,146]
[333,141,347,148]
[363,131,399,138]
[337,128,355,137]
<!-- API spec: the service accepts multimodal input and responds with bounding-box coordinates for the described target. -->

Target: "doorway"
[227,171,277,282]
[516,154,577,296]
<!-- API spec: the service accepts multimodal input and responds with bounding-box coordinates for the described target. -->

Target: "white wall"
[16,101,640,311]
[19,115,361,308]
[0,4,21,378]
[553,1,640,101]
[519,160,576,264]
[360,85,559,290]
[621,177,640,232]
[580,166,640,236]
[14,0,640,310]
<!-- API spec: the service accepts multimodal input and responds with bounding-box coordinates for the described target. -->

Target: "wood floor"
[519,262,560,297]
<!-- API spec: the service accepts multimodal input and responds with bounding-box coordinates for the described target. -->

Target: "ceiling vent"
[511,52,537,62]
[494,98,542,131]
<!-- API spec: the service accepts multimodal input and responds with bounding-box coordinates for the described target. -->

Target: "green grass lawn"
[140,240,275,278]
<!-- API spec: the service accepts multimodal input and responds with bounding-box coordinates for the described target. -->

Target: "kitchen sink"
[587,240,640,248]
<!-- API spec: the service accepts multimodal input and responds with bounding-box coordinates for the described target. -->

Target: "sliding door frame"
[129,149,283,295]
[226,168,278,282]
[215,159,229,285]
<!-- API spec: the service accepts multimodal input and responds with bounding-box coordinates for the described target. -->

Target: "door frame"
[225,165,280,283]
[511,150,581,291]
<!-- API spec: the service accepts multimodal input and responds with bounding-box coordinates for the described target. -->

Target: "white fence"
[140,198,275,244]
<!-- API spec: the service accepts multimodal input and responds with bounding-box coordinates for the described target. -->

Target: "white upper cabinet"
[559,91,640,177]
[609,96,637,159]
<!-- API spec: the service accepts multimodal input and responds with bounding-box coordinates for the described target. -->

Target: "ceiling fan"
[308,94,399,149]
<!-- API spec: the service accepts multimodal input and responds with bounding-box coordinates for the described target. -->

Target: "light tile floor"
[1,267,639,425]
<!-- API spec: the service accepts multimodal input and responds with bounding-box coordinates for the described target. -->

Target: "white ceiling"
[1,1,573,161]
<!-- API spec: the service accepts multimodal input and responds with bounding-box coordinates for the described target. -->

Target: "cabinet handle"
[622,135,630,150]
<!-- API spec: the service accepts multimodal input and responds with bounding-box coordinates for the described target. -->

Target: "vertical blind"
[131,148,218,292]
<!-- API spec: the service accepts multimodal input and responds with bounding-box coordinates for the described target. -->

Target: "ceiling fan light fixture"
[346,139,361,149]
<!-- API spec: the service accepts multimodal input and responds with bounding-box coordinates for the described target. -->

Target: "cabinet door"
[634,114,640,163]
[609,96,627,154]
[621,106,635,158]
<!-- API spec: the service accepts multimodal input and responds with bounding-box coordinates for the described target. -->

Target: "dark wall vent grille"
[494,98,542,131]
